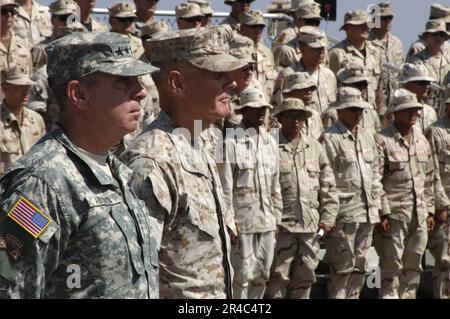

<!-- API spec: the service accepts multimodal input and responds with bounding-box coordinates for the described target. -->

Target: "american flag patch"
[7,197,51,238]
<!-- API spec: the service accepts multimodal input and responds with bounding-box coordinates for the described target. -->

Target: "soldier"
[369,2,404,117]
[188,0,214,27]
[427,85,450,299]
[132,0,158,38]
[265,98,338,299]
[284,26,336,114]
[121,26,245,299]
[0,32,159,298]
[374,89,435,299]
[75,0,108,32]
[108,2,143,59]
[0,0,32,73]
[0,65,45,176]
[329,9,382,109]
[322,63,381,135]
[219,87,282,299]
[409,20,450,110]
[221,0,254,32]
[397,63,437,133]
[175,3,203,30]
[239,10,276,99]
[12,0,52,46]
[280,72,324,139]
[321,87,382,299]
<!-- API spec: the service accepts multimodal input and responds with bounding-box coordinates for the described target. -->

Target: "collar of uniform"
[1,102,20,129]
[237,121,271,145]
[390,123,416,145]
[226,14,240,29]
[336,120,355,140]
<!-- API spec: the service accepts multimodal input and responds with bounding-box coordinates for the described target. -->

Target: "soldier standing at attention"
[75,0,108,32]
[175,2,203,30]
[0,32,160,298]
[132,0,158,38]
[221,0,254,33]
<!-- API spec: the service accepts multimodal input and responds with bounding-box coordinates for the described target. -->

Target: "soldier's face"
[78,73,147,139]
[424,32,448,49]
[230,64,253,91]
[345,23,369,41]
[1,5,17,29]
[394,108,420,127]
[110,17,135,35]
[2,83,31,109]
[177,16,202,30]
[278,110,305,136]
[338,107,364,128]
[241,106,267,128]
[404,81,430,101]
[379,15,393,31]
[240,24,265,43]
[134,0,157,15]
[300,44,325,64]
[285,87,315,105]
[75,0,96,13]
[231,1,251,15]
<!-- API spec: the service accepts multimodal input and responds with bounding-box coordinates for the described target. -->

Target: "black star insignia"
[124,47,131,55]
[115,47,124,56]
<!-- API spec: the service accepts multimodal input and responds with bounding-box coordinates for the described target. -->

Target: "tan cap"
[388,88,423,113]
[398,63,435,84]
[188,0,213,15]
[1,65,35,86]
[282,72,317,93]
[240,10,266,26]
[337,63,370,84]
[141,20,171,39]
[296,2,323,20]
[340,9,369,30]
[422,19,450,37]
[176,2,203,19]
[330,87,371,110]
[289,0,314,12]
[228,35,260,64]
[148,25,247,73]
[49,0,78,15]
[377,2,394,17]
[272,97,312,117]
[108,2,137,18]
[235,87,272,112]
[298,26,327,48]
[0,0,18,7]
[430,3,450,23]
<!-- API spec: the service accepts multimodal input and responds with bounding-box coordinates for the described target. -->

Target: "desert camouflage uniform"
[406,39,450,62]
[220,15,240,32]
[415,103,437,133]
[266,132,338,298]
[0,33,32,72]
[322,106,381,135]
[0,128,159,298]
[12,1,52,45]
[0,102,45,176]
[82,16,109,32]
[254,42,277,98]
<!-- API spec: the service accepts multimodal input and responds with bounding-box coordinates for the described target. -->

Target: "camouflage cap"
[282,72,317,94]
[340,9,369,30]
[224,0,255,6]
[240,10,266,26]
[377,2,394,17]
[337,63,370,84]
[298,26,327,48]
[1,65,35,86]
[228,35,259,64]
[148,25,246,72]
[272,97,312,117]
[235,87,272,112]
[188,0,214,15]
[46,32,158,88]
[295,2,323,20]
[175,3,203,19]
[422,19,450,37]
[49,0,78,15]
[0,0,18,7]
[141,20,171,39]
[289,0,314,12]
[388,88,423,113]
[108,2,137,18]
[398,63,435,84]
[267,0,291,14]
[430,3,450,23]
[330,86,371,110]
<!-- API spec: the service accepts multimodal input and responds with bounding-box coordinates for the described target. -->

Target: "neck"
[342,121,358,135]
[137,11,152,23]
[427,45,442,56]
[165,109,210,142]
[373,28,389,40]
[301,58,319,72]
[394,122,412,137]
[230,11,240,21]
[6,103,24,122]
[282,128,300,142]
[242,120,260,132]
[1,28,11,39]
[348,38,366,50]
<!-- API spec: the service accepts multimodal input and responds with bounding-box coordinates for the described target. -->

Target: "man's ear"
[66,80,90,111]
[167,70,185,96]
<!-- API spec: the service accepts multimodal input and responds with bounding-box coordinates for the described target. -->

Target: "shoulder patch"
[7,197,51,239]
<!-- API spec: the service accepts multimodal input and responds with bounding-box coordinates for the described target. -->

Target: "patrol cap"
[430,3,450,23]
[330,87,371,110]
[108,2,137,18]
[141,20,171,39]
[377,2,394,17]
[0,0,18,7]
[49,0,78,15]
[188,0,213,15]
[148,25,247,73]
[398,63,435,84]
[229,35,259,64]
[295,2,323,20]
[289,0,314,13]
[387,88,423,113]
[235,87,272,112]
[272,97,312,118]
[298,26,327,48]
[422,19,450,38]
[1,65,35,86]
[240,10,266,26]
[46,32,158,88]
[175,2,203,19]
[340,9,369,30]
[224,0,255,6]
[337,63,370,84]
[282,72,317,94]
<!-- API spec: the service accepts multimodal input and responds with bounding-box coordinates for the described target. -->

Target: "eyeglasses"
[415,81,431,86]
[380,16,393,21]
[54,14,71,22]
[236,0,253,3]
[304,19,321,27]
[246,24,265,29]
[430,32,449,38]
[115,17,136,24]
[1,7,18,15]
[346,107,364,113]
[351,81,368,89]
[181,16,203,23]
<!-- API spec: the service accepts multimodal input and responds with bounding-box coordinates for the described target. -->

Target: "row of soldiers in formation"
[0,0,450,299]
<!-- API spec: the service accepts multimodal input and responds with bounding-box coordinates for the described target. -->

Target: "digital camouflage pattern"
[0,128,159,298]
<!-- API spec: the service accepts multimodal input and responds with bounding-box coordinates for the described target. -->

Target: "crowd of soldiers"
[0,0,450,300]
